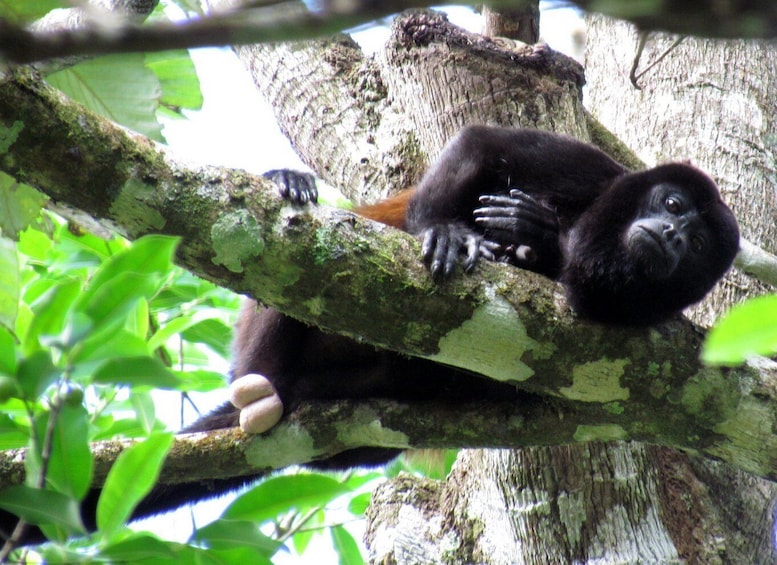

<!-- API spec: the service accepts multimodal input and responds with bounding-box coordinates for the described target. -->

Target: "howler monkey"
[0,127,740,544]
[193,125,739,494]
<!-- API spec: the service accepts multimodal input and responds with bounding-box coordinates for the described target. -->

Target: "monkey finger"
[473,205,520,218]
[477,194,521,207]
[421,228,437,263]
[462,235,481,273]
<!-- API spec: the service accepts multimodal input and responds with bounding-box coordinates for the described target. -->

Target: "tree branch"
[1,0,776,69]
[2,72,777,480]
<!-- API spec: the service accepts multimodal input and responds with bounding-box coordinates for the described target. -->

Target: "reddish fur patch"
[355,189,415,229]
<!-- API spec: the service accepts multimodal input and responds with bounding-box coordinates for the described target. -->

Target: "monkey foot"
[229,373,283,434]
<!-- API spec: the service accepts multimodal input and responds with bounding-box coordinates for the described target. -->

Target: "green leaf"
[0,176,46,239]
[73,235,178,334]
[16,349,59,399]
[96,432,174,535]
[72,329,149,365]
[0,485,85,535]
[223,474,351,522]
[32,404,93,500]
[53,404,93,498]
[173,369,227,392]
[0,321,17,376]
[331,525,365,565]
[0,235,19,333]
[92,356,181,388]
[101,533,178,561]
[145,50,203,115]
[17,224,53,261]
[47,54,164,141]
[194,519,281,555]
[347,492,372,516]
[25,279,82,352]
[147,313,200,351]
[702,295,777,366]
[181,318,234,358]
[0,0,62,23]
[130,390,156,434]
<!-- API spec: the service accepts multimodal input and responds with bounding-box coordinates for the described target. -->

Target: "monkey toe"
[229,373,284,434]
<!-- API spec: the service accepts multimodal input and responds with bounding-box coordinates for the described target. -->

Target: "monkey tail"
[355,189,415,229]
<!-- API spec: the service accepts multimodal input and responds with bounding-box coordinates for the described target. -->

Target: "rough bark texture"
[237,9,586,204]
[585,15,777,564]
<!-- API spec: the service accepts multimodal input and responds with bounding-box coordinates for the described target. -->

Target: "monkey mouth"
[632,226,672,277]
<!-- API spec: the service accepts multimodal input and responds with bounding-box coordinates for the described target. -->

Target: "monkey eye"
[690,234,705,253]
[664,196,682,214]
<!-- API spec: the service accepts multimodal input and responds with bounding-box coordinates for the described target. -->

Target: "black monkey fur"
[1,126,739,544]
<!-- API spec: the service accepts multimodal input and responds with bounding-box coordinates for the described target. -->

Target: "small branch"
[736,238,777,288]
[2,380,777,488]
[0,1,425,65]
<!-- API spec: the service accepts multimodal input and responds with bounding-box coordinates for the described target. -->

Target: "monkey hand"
[229,373,283,434]
[263,169,318,205]
[474,189,562,275]
[420,222,484,279]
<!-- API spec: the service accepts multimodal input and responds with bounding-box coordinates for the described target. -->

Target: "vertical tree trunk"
[585,15,777,563]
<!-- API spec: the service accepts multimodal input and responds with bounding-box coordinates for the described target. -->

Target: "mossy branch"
[1,73,777,479]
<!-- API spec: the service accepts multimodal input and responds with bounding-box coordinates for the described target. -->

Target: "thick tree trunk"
[584,15,777,563]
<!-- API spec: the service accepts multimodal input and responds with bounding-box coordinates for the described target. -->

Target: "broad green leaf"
[92,356,181,388]
[347,492,372,516]
[73,235,178,333]
[16,349,59,399]
[47,54,164,141]
[35,545,94,564]
[194,519,281,555]
[145,50,203,115]
[24,279,81,352]
[0,176,47,239]
[96,432,174,535]
[101,533,178,561]
[0,324,17,376]
[190,547,273,565]
[173,369,227,392]
[223,474,351,522]
[147,313,200,351]
[17,224,53,261]
[40,404,93,500]
[0,413,28,450]
[72,329,149,365]
[331,524,364,565]
[0,235,18,332]
[0,485,85,535]
[703,295,777,365]
[181,317,234,358]
[130,390,156,434]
